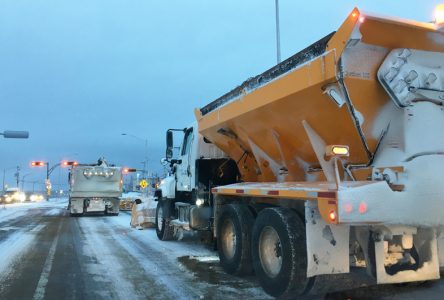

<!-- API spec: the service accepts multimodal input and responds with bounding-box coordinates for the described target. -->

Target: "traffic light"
[31,161,45,167]
[62,161,78,167]
[123,168,137,174]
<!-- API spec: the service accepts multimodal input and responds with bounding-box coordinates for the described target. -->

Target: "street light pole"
[20,173,32,190]
[15,166,20,188]
[275,0,281,64]
[3,166,17,191]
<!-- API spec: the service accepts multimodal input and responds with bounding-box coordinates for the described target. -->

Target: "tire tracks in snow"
[32,220,63,300]
[78,216,181,299]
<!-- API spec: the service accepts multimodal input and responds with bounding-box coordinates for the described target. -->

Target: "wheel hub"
[221,218,236,260]
[157,206,163,231]
[259,226,283,278]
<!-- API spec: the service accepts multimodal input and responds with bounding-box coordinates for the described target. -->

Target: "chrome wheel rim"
[259,226,282,278]
[221,218,236,260]
[157,206,163,231]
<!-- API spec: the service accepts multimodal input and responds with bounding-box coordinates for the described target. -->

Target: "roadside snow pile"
[130,196,157,229]
[0,202,41,224]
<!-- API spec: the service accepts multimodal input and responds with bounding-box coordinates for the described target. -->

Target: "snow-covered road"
[0,199,442,300]
[0,199,269,300]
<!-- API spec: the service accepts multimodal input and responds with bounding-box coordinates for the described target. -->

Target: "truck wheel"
[217,204,254,275]
[155,201,174,241]
[252,207,312,298]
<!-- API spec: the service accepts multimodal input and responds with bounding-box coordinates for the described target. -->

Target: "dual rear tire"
[217,206,312,298]
[217,204,254,275]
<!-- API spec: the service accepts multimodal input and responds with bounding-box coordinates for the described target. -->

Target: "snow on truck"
[156,7,444,298]
[69,158,122,216]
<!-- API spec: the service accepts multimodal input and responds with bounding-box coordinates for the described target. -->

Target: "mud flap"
[305,201,350,277]
[375,227,440,284]
[438,228,444,268]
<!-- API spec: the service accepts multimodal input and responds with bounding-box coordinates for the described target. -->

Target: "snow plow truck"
[69,158,122,216]
[156,6,444,298]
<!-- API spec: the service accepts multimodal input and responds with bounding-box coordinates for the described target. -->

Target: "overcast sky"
[0,0,441,191]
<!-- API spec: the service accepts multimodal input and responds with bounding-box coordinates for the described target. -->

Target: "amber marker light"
[329,210,337,222]
[326,145,350,157]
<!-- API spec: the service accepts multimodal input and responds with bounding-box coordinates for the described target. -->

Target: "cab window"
[181,128,193,156]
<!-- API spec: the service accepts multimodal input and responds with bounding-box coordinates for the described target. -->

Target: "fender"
[159,176,176,199]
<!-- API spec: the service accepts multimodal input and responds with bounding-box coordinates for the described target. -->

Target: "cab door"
[176,127,193,192]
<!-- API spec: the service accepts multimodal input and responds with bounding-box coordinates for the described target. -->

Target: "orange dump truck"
[194,7,444,298]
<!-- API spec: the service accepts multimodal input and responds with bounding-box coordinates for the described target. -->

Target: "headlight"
[195,199,204,207]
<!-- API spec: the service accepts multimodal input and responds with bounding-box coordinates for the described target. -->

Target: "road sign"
[139,179,148,189]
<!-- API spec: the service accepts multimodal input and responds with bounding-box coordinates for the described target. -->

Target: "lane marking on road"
[32,219,63,300]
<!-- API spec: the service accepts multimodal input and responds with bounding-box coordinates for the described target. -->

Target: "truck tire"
[217,204,254,275]
[155,201,174,241]
[251,207,313,298]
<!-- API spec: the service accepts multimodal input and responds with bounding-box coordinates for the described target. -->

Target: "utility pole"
[121,133,149,195]
[30,161,61,200]
[15,166,20,188]
[275,0,281,64]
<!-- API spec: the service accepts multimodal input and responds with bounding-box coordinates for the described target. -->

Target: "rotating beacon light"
[436,4,444,28]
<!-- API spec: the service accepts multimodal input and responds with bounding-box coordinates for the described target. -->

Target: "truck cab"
[155,122,239,240]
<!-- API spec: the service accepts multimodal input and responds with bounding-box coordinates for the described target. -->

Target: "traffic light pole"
[45,162,61,200]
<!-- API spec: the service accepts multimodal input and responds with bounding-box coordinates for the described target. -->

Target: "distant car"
[29,193,44,202]
[0,189,26,203]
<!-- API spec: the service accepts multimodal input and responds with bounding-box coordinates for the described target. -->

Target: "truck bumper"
[70,197,120,214]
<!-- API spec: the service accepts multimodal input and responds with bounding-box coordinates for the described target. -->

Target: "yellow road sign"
[140,179,148,189]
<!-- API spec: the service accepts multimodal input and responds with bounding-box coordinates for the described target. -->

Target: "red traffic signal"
[31,161,45,167]
[123,168,137,174]
[62,161,78,167]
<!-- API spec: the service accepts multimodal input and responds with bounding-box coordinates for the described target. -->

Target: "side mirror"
[2,131,29,139]
[166,131,173,159]
[135,198,142,205]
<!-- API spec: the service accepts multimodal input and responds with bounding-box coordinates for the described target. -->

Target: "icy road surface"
[0,199,442,300]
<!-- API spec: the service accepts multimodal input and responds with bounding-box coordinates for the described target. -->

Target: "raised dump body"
[195,7,444,298]
[69,159,122,216]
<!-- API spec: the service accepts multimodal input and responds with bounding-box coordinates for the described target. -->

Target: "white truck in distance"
[69,158,122,216]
